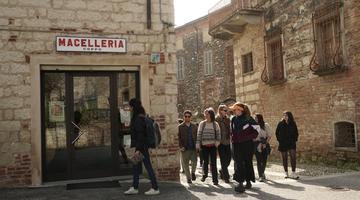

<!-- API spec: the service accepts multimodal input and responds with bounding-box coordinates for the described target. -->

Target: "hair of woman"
[284,111,296,126]
[129,98,145,122]
[205,107,216,122]
[255,113,265,130]
[217,104,228,116]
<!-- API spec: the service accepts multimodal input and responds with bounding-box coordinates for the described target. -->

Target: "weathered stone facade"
[217,0,360,163]
[0,0,178,187]
[175,16,236,120]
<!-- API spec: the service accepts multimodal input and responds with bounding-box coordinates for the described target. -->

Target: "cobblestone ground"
[179,159,356,185]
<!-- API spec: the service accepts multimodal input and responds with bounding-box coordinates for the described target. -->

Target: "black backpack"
[142,116,161,148]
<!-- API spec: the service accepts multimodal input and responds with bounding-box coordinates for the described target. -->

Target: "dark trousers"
[132,149,158,190]
[233,140,255,183]
[201,145,218,183]
[218,144,231,180]
[254,144,268,177]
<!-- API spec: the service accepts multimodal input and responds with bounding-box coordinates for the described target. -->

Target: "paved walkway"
[1,161,360,200]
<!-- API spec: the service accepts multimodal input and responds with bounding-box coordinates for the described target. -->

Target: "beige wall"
[0,0,178,186]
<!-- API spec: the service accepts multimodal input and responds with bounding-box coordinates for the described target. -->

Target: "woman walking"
[215,104,231,183]
[254,113,272,182]
[275,111,299,179]
[196,108,221,185]
[230,102,259,193]
[124,98,160,195]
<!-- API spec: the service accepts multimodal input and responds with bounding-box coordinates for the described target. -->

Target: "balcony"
[208,0,263,40]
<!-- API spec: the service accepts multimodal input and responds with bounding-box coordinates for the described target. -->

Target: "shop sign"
[56,36,127,53]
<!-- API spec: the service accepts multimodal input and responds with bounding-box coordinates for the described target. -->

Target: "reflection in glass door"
[69,75,113,179]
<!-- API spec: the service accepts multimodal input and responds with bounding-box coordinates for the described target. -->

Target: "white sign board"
[56,36,127,53]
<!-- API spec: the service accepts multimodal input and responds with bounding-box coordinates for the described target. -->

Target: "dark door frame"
[41,70,140,182]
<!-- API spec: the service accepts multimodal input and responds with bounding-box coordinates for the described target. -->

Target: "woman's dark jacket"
[130,115,147,151]
[231,115,259,143]
[275,120,298,146]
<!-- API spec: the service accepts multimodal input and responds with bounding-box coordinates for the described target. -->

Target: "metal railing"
[208,0,259,30]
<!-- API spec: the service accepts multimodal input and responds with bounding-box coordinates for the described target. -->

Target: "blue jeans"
[132,148,158,190]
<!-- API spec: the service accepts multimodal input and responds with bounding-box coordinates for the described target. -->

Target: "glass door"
[42,70,139,182]
[66,73,115,179]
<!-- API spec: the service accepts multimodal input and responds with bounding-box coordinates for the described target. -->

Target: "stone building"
[0,0,179,187]
[175,16,236,120]
[208,0,360,163]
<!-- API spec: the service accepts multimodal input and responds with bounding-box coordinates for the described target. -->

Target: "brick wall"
[234,0,360,163]
[175,17,236,121]
[0,0,178,186]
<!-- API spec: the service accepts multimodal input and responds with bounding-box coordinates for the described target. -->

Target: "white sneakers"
[145,188,160,195]
[284,171,289,178]
[124,187,160,195]
[124,187,139,195]
[290,171,299,179]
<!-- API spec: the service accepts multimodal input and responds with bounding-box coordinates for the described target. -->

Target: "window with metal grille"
[242,52,253,74]
[177,57,185,80]
[264,32,285,84]
[334,121,357,150]
[204,50,213,75]
[310,1,344,74]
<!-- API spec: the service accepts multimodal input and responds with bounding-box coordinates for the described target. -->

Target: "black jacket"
[130,115,146,151]
[275,120,298,145]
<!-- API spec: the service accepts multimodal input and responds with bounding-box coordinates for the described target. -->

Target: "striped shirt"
[196,121,221,146]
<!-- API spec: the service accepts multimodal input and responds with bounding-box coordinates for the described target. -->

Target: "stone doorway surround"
[30,54,150,185]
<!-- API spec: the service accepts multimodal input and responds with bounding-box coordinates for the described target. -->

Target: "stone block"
[16,0,51,7]
[87,0,113,11]
[23,19,51,27]
[0,121,21,131]
[0,7,27,17]
[9,142,31,153]
[48,9,76,20]
[0,51,24,62]
[14,108,31,120]
[4,110,13,120]
[0,18,8,26]
[28,8,47,17]
[64,0,86,9]
[52,0,64,8]
[77,11,103,21]
[12,85,31,97]
[128,43,145,52]
[111,13,133,22]
[0,74,23,86]
[24,41,45,52]
[0,97,23,109]
[0,131,9,143]
[0,152,13,166]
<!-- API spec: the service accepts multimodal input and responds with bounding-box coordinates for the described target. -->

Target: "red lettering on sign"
[102,40,107,48]
[108,40,113,48]
[119,40,124,48]
[88,39,93,47]
[58,38,66,46]
[95,40,100,47]
[67,39,73,46]
[74,39,80,47]
[81,39,86,47]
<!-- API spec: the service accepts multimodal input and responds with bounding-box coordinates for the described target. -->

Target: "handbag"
[131,152,144,164]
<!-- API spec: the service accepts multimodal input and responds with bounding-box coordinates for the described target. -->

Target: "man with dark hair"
[178,110,198,184]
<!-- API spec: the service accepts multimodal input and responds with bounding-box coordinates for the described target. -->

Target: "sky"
[174,0,221,27]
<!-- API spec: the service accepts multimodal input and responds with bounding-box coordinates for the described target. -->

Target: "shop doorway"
[41,71,139,182]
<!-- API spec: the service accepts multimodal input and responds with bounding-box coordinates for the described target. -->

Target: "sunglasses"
[184,115,191,118]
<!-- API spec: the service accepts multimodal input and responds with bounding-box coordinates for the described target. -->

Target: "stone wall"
[234,0,360,163]
[175,17,236,121]
[0,0,178,186]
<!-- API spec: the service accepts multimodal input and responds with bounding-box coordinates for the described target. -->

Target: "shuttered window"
[177,57,185,80]
[204,50,213,75]
[242,52,253,74]
[264,31,285,84]
[310,1,344,74]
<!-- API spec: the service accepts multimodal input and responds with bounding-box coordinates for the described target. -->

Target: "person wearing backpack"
[196,108,221,185]
[178,110,198,184]
[124,98,159,196]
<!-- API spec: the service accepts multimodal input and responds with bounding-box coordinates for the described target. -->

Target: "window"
[334,121,357,151]
[204,50,213,75]
[242,52,253,74]
[177,57,185,80]
[310,1,344,75]
[263,30,285,84]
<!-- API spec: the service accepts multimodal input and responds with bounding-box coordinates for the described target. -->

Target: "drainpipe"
[147,0,152,29]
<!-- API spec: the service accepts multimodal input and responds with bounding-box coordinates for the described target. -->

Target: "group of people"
[123,98,299,195]
[178,102,299,193]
